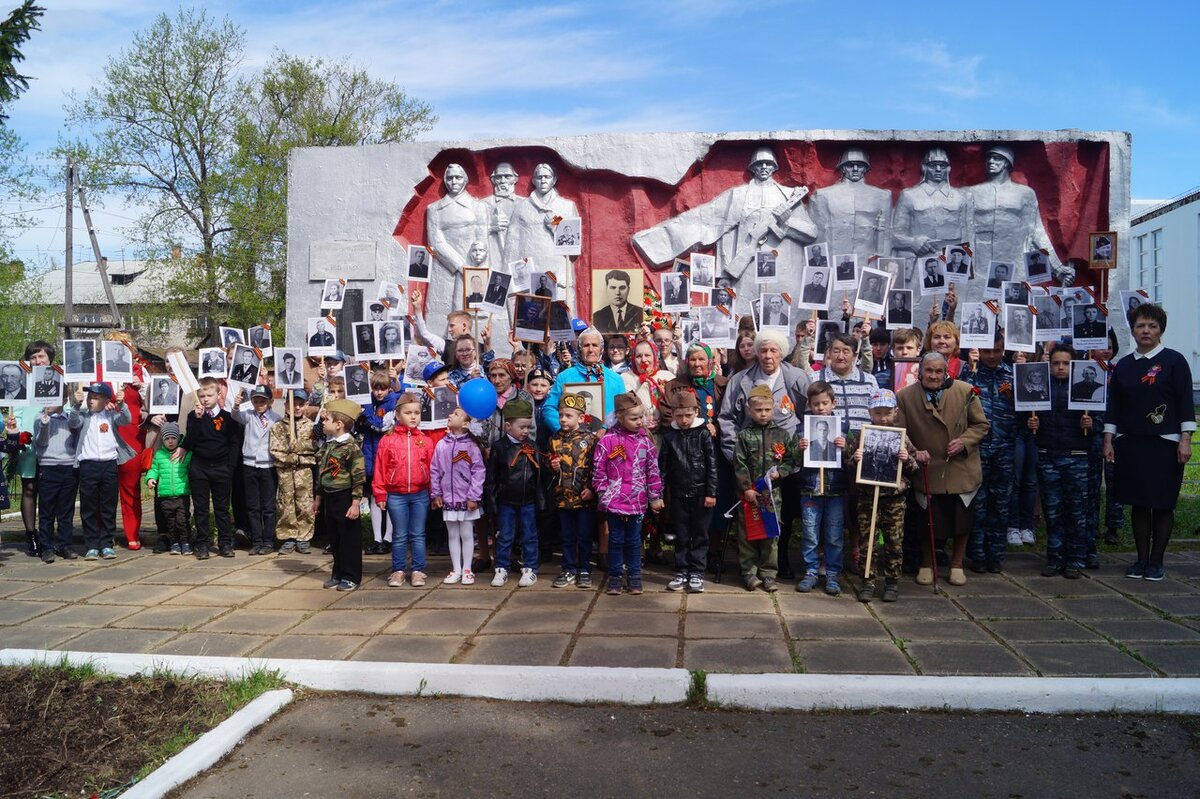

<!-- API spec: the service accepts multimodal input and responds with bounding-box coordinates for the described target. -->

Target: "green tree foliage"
[0,1,43,120]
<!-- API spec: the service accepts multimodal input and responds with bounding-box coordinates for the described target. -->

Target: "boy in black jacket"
[181,378,239,559]
[487,399,543,588]
[659,390,718,593]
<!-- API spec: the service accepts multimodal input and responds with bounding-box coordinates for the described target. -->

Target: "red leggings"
[118,458,143,545]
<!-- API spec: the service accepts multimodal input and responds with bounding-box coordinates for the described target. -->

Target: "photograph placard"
[833,254,857,291]
[0,361,26,404]
[814,320,842,358]
[306,317,337,357]
[1068,360,1107,411]
[855,425,906,488]
[942,244,972,284]
[101,341,134,383]
[228,344,262,389]
[853,266,891,316]
[247,325,272,357]
[958,302,996,349]
[344,363,371,404]
[661,271,691,313]
[479,270,513,316]
[406,245,431,281]
[797,265,832,311]
[804,242,829,267]
[1024,250,1051,284]
[463,268,488,311]
[219,326,244,348]
[1003,304,1036,354]
[698,306,733,349]
[148,375,180,415]
[754,250,778,285]
[758,292,791,332]
[319,278,345,310]
[803,414,841,468]
[377,321,406,358]
[198,347,228,379]
[420,386,457,431]
[891,358,920,393]
[1090,231,1116,270]
[563,382,605,433]
[548,301,575,343]
[885,289,914,330]
[591,268,643,334]
[353,321,379,360]
[273,348,305,391]
[1071,303,1109,351]
[1034,295,1063,341]
[984,261,1014,299]
[404,343,436,387]
[62,339,97,383]
[1013,361,1052,412]
[28,365,63,407]
[919,255,948,297]
[552,217,582,256]
[690,253,715,290]
[1002,280,1030,307]
[513,293,550,344]
[1117,290,1150,331]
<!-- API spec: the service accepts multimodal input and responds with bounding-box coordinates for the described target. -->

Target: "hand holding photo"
[407,245,431,281]
[803,414,841,468]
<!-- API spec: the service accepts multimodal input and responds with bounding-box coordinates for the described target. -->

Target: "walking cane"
[922,465,939,594]
[714,498,742,584]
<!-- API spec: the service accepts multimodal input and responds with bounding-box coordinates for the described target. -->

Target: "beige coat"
[895,380,990,495]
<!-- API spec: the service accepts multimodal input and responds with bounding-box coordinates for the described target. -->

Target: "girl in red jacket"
[372,393,434,587]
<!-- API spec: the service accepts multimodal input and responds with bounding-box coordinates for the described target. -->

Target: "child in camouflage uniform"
[734,384,802,592]
[847,389,917,603]
[270,389,318,553]
[315,399,366,591]
[548,392,597,588]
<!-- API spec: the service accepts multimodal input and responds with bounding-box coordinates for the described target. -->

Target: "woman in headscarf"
[623,339,675,416]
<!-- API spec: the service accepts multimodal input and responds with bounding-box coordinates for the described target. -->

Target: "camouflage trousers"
[276,466,315,542]
[1037,452,1090,570]
[970,445,1014,566]
[856,491,906,581]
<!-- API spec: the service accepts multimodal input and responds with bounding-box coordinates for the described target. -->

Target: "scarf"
[582,362,604,382]
[924,376,955,409]
[688,342,717,390]
[634,361,663,408]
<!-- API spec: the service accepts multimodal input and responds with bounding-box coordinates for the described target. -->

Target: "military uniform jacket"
[734,423,802,512]
[548,427,597,509]
[317,436,366,500]
[269,416,317,469]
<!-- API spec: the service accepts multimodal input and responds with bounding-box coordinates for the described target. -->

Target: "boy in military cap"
[548,391,597,588]
[659,390,717,593]
[487,398,542,587]
[315,398,366,591]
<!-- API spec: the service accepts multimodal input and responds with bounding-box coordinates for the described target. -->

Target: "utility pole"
[59,158,123,335]
[63,161,73,338]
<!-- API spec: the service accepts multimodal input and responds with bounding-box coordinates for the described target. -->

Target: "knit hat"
[748,384,774,404]
[672,390,699,410]
[159,422,181,441]
[324,399,363,421]
[559,392,588,412]
[502,398,533,421]
[868,388,898,409]
[613,392,640,414]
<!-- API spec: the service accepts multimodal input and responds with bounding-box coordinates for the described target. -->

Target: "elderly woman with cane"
[895,351,990,587]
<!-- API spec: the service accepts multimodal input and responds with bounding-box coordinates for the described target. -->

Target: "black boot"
[25,531,41,558]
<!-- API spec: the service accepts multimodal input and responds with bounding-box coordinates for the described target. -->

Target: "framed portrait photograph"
[1068,360,1108,411]
[377,320,406,358]
[833,254,858,291]
[406,245,431,282]
[1090,231,1116,270]
[796,265,832,311]
[479,270,513,316]
[319,278,346,310]
[548,301,575,343]
[754,250,778,285]
[984,261,1014,299]
[1001,280,1030,307]
[958,302,995,348]
[1013,361,1052,412]
[306,317,337,357]
[942,244,972,283]
[343,363,371,404]
[591,268,643,335]
[876,257,907,292]
[198,347,228,379]
[1003,304,1036,354]
[698,306,733,349]
[661,271,691,313]
[219,326,244,349]
[0,361,26,404]
[1024,250,1051,284]
[885,289,914,330]
[62,339,97,383]
[891,358,921,393]
[804,242,829,268]
[803,414,841,468]
[247,325,272,357]
[147,375,180,415]
[27,365,62,407]
[853,266,891,316]
[563,381,605,433]
[551,217,582,256]
[228,344,262,388]
[429,386,458,430]
[758,292,791,332]
[273,348,305,391]
[101,340,134,382]
[855,425,906,489]
[462,268,488,311]
[404,343,436,387]
[1034,294,1063,341]
[814,320,842,358]
[353,321,379,360]
[690,252,716,290]
[513,293,550,344]
[918,255,948,297]
[1071,303,1109,351]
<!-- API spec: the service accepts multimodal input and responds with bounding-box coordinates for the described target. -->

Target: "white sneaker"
[1020,529,1035,545]
[443,571,461,585]
[387,571,406,588]
[518,567,537,587]
[1006,529,1023,546]
[462,570,475,585]
[667,573,688,592]
[491,567,508,587]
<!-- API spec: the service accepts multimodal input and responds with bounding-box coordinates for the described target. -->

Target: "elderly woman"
[719,330,811,462]
[478,358,536,449]
[623,339,675,414]
[543,327,626,433]
[1104,304,1195,580]
[662,342,728,433]
[815,332,879,434]
[895,351,990,586]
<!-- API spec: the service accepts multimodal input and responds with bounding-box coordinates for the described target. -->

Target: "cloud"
[1118,88,1196,130]
[896,41,991,100]
[428,103,715,141]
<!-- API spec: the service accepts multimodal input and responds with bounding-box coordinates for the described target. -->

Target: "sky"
[3,0,1198,268]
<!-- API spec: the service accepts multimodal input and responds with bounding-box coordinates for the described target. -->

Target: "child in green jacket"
[145,422,193,554]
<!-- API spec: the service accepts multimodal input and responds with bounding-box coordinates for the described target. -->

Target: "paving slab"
[955,595,1059,620]
[350,634,465,663]
[153,632,270,657]
[882,618,994,643]
[786,615,888,641]
[869,595,968,621]
[328,588,425,610]
[596,591,683,612]
[1046,596,1161,620]
[0,599,65,624]
[684,638,794,674]
[1134,594,1200,617]
[683,591,776,614]
[137,567,217,585]
[982,619,1102,642]
[794,640,914,674]
[1085,618,1200,642]
[5,579,108,602]
[59,627,177,654]
[89,583,191,605]
[1012,575,1119,598]
[161,585,269,607]
[504,590,596,609]
[251,634,367,660]
[200,609,309,635]
[411,588,505,610]
[458,633,571,666]
[110,605,227,631]
[568,636,680,668]
[479,607,586,634]
[1012,642,1156,677]
[905,641,1034,676]
[384,608,492,636]
[208,568,302,588]
[1134,644,1200,677]
[1098,574,1200,595]
[33,603,141,627]
[287,609,401,636]
[775,593,874,617]
[0,625,83,650]
[244,588,343,611]
[930,577,1033,597]
[685,612,783,639]
[0,580,45,598]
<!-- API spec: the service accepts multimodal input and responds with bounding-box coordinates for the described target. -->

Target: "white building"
[1128,188,1200,389]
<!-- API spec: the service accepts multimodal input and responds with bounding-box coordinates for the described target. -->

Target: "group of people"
[2,291,1191,598]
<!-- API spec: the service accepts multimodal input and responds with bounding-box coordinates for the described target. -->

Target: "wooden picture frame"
[855,424,906,488]
[1089,231,1117,270]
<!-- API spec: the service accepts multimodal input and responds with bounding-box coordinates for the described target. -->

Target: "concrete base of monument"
[3,649,1198,715]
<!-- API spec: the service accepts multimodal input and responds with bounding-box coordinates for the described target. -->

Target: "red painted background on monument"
[392,138,1111,321]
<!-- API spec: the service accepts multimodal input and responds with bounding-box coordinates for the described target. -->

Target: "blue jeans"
[800,496,845,578]
[497,502,538,572]
[606,512,644,585]
[386,491,429,573]
[1009,435,1038,530]
[558,508,594,574]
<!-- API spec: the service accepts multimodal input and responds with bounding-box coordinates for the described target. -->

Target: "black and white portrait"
[429,386,457,428]
[148,375,180,414]
[320,279,345,309]
[755,250,778,284]
[532,270,558,300]
[1002,280,1030,307]
[101,341,133,381]
[1118,290,1148,331]
[833,254,857,290]
[854,266,890,316]
[856,425,905,488]
[563,382,605,433]
[219,326,244,348]
[344,363,371,402]
[759,293,790,331]
[0,361,25,402]
[378,322,405,356]
[548,301,574,343]
[942,245,971,282]
[552,217,582,256]
[1024,250,1051,283]
[508,258,531,294]
[985,261,1013,298]
[228,344,261,386]
[407,245,431,281]
[661,272,691,313]
[405,343,435,386]
[690,253,715,290]
[877,257,907,292]
[480,270,513,315]
[274,348,304,390]
[1014,361,1052,411]
[959,302,995,348]
[803,414,841,468]
[1090,232,1115,268]
[815,321,842,357]
[29,366,61,405]
[1069,360,1107,411]
[353,321,379,360]
[805,242,829,268]
[797,266,831,310]
[1034,295,1062,341]
[1004,304,1036,353]
[248,325,272,353]
[306,317,337,357]
[199,347,228,379]
[514,293,550,343]
[885,290,913,329]
[698,306,731,347]
[463,268,488,311]
[710,280,735,309]
[590,268,643,335]
[63,339,97,382]
[1071,303,1109,350]
[919,256,947,296]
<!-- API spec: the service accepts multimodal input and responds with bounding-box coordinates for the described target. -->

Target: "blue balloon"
[458,377,498,420]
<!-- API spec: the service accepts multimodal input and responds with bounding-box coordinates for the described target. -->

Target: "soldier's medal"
[1147,404,1167,425]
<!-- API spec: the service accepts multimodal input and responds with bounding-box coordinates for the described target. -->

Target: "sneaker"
[687,575,705,593]
[278,540,297,554]
[1020,529,1035,545]
[1041,564,1063,577]
[195,546,209,560]
[41,550,55,564]
[661,531,676,543]
[796,574,818,593]
[761,575,778,593]
[218,546,235,558]
[180,543,193,556]
[336,579,358,592]
[1086,555,1101,570]
[882,581,899,602]
[296,541,311,554]
[1143,564,1165,581]
[323,577,340,589]
[462,570,475,585]
[743,573,762,592]
[553,571,576,588]
[824,578,841,597]
[55,547,78,560]
[387,571,406,587]
[1125,561,1146,579]
[249,544,265,556]
[987,562,1004,574]
[1063,567,1083,580]
[577,572,592,589]
[627,580,643,595]
[1103,529,1120,546]
[491,567,509,587]
[443,571,462,585]
[857,581,875,602]
[169,543,182,555]
[99,547,116,560]
[518,567,537,587]
[411,571,427,588]
[605,581,622,595]
[1006,528,1023,546]
[666,573,688,592]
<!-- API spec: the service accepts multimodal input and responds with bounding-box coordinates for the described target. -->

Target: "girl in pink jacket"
[430,408,486,585]
[592,393,664,595]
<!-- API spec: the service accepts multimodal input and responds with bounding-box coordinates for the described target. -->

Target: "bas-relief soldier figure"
[809,147,893,299]
[967,145,1058,285]
[425,162,487,321]
[632,146,817,304]
[483,162,523,266]
[502,162,580,270]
